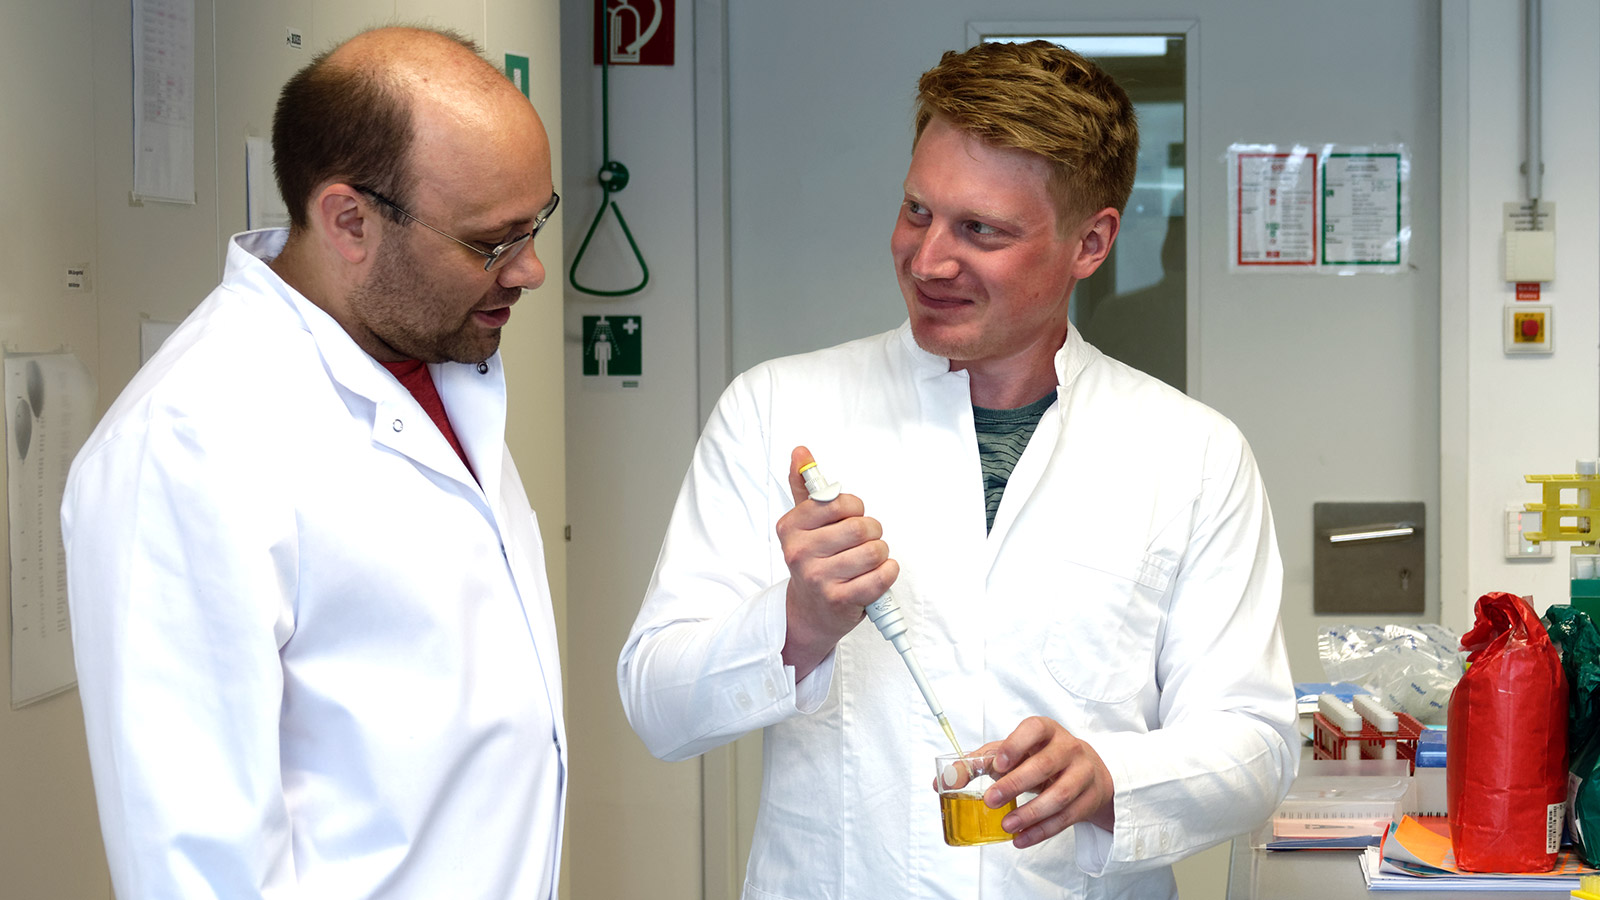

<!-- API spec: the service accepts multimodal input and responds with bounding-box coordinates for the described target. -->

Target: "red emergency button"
[1521,317,1542,339]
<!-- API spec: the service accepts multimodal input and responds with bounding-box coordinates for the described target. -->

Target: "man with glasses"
[63,26,566,899]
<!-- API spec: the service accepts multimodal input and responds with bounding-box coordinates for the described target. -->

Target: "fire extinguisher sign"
[592,0,675,67]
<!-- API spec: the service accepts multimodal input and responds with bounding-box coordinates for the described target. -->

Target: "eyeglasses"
[356,186,560,272]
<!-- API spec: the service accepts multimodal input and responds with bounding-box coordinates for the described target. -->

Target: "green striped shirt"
[974,392,1057,532]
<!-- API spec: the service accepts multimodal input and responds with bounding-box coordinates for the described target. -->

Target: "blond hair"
[914,41,1139,224]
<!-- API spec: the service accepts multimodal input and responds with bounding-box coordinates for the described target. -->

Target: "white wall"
[0,2,105,897]
[559,0,708,896]
[1441,0,1600,634]
[2,1,565,895]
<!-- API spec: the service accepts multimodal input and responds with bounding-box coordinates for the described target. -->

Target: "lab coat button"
[392,419,404,432]
[763,677,777,699]
[1135,838,1145,856]
[735,690,752,709]
[477,361,490,374]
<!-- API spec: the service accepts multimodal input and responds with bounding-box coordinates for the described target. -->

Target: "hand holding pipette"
[775,447,901,680]
[781,448,963,757]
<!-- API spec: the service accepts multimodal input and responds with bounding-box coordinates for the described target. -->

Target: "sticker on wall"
[582,315,642,390]
[592,0,674,66]
[1227,143,1410,274]
[504,53,530,99]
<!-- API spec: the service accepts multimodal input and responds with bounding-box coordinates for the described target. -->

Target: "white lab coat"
[63,230,566,899]
[619,322,1297,900]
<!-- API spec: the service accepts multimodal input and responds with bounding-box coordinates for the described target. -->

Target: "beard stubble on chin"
[349,234,519,364]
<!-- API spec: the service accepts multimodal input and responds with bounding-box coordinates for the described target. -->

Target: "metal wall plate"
[1313,501,1426,614]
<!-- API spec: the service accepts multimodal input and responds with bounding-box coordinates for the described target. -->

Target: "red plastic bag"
[1447,591,1569,871]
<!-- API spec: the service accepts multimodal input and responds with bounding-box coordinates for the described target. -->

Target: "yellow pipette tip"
[938,715,964,759]
[1573,874,1600,899]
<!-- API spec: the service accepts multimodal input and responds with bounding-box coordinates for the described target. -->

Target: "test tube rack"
[1521,468,1600,614]
[1521,472,1600,545]
[1311,710,1425,772]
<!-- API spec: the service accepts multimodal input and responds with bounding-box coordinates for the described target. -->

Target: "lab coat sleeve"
[64,413,300,899]
[618,371,834,762]
[1073,428,1297,876]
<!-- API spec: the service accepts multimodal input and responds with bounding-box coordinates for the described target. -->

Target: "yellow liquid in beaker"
[939,791,1016,847]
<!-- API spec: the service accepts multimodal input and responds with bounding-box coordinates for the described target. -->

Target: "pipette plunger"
[798,459,964,758]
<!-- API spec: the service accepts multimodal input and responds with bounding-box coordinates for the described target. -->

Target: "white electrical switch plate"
[1505,304,1552,353]
[1505,229,1556,282]
[1506,505,1554,558]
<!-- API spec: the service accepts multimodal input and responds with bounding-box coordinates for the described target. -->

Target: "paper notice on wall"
[1322,152,1406,267]
[133,0,196,203]
[7,351,97,708]
[140,318,181,366]
[245,136,290,230]
[1230,145,1320,267]
[1228,142,1410,274]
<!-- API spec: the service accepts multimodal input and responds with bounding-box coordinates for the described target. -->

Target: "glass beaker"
[935,751,1016,847]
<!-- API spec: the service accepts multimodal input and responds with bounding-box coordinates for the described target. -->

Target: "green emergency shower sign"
[582,315,642,378]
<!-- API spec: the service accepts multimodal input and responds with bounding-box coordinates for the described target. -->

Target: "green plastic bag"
[1544,605,1600,865]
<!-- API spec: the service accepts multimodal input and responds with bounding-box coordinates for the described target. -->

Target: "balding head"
[272,25,539,231]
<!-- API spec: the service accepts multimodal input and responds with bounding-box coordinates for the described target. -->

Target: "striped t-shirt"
[974,392,1057,532]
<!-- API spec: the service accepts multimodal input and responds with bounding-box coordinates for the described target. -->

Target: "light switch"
[1505,504,1554,558]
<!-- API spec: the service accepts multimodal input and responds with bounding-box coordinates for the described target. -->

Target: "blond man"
[620,41,1296,899]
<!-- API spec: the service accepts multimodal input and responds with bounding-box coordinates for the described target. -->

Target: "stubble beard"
[349,234,515,364]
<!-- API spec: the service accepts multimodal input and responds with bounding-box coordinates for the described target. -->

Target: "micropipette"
[798,458,964,758]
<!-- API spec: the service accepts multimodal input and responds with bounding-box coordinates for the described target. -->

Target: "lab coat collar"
[225,230,501,499]
[1053,326,1095,393]
[892,317,1093,394]
[894,319,966,383]
[226,229,406,405]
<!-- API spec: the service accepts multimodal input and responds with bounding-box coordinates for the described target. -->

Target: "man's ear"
[312,184,374,265]
[1071,207,1122,280]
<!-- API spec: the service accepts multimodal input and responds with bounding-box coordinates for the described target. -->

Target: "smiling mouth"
[916,285,971,307]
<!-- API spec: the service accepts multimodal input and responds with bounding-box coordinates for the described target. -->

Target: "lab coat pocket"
[1043,549,1173,703]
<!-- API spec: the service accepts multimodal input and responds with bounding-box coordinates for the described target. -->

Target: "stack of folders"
[1361,815,1599,891]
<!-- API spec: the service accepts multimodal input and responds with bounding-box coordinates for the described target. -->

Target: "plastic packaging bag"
[1318,623,1465,724]
[1544,605,1600,865]
[1448,591,1569,872]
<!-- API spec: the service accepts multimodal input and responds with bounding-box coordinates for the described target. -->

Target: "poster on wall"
[132,0,196,204]
[6,351,96,708]
[1228,143,1410,274]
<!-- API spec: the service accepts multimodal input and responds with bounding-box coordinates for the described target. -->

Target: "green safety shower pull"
[569,5,649,297]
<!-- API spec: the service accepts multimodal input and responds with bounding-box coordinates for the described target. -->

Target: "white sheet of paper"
[6,351,97,707]
[246,136,291,230]
[132,0,196,203]
[140,319,181,366]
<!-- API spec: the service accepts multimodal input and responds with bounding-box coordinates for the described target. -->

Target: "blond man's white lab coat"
[619,322,1297,900]
[63,229,566,899]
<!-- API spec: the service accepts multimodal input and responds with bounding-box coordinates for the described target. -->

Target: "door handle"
[1327,523,1416,544]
